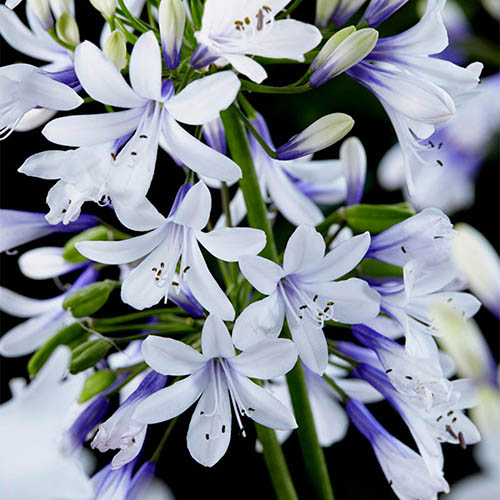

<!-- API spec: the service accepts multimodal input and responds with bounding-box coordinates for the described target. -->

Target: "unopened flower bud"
[89,0,115,20]
[310,28,378,87]
[49,0,73,18]
[315,0,339,27]
[159,0,186,69]
[27,0,52,29]
[276,113,354,160]
[55,11,80,47]
[78,370,117,403]
[63,225,115,263]
[362,0,410,27]
[104,30,128,71]
[341,136,366,206]
[63,279,118,318]
[70,339,112,374]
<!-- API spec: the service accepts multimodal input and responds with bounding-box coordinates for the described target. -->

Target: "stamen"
[445,425,458,440]
[458,432,466,450]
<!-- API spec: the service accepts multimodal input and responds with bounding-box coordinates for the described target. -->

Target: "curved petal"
[201,314,235,360]
[232,372,297,430]
[300,232,371,283]
[230,339,297,380]
[289,321,328,375]
[142,335,207,375]
[15,107,57,132]
[75,226,166,265]
[184,237,235,321]
[196,227,266,262]
[113,196,167,232]
[42,107,144,147]
[171,181,211,231]
[129,31,161,101]
[162,114,242,183]
[18,246,85,279]
[133,367,209,424]
[0,286,62,317]
[239,255,283,295]
[232,293,284,350]
[75,41,146,108]
[165,71,240,125]
[187,375,232,467]
[223,53,267,84]
[283,225,325,276]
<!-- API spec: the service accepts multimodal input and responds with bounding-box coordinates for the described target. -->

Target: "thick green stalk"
[221,104,335,499]
[220,105,278,261]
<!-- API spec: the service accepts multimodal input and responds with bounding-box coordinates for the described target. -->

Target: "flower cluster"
[0,1,498,499]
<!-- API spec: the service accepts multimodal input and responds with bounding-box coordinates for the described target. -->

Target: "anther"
[256,9,264,30]
[299,305,308,310]
[405,376,413,380]
[131,151,137,156]
[436,415,442,422]
[110,152,117,161]
[313,295,318,302]
[447,411,454,416]
[139,134,148,139]
[327,301,334,306]
[385,369,393,374]
[171,281,179,286]
[222,425,226,433]
[438,142,443,149]
[205,433,210,440]
[437,160,443,166]
[244,16,250,24]
[446,425,458,440]
[401,246,407,254]
[183,265,190,273]
[458,432,466,450]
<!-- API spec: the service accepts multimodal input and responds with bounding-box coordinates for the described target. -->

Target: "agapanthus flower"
[134,314,298,467]
[235,225,380,374]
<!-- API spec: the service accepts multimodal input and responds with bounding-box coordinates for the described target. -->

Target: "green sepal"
[78,370,117,403]
[343,202,415,234]
[63,280,119,318]
[27,323,88,377]
[63,225,127,263]
[70,339,112,374]
[358,258,403,278]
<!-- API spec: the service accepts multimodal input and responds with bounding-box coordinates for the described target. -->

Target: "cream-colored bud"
[55,11,80,47]
[103,30,128,71]
[89,0,115,19]
[27,0,52,29]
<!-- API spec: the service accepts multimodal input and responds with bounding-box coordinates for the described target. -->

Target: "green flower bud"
[89,0,116,19]
[311,26,356,72]
[55,11,80,48]
[28,323,88,377]
[78,370,117,403]
[343,203,415,234]
[103,30,128,71]
[63,280,119,318]
[358,258,403,279]
[70,339,111,374]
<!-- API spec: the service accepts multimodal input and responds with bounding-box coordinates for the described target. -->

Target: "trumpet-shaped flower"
[134,315,298,467]
[346,398,450,499]
[235,225,380,374]
[361,0,410,27]
[43,31,242,220]
[76,181,266,321]
[346,0,482,193]
[0,346,93,500]
[191,0,322,83]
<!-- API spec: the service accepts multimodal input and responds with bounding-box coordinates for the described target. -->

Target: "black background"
[1,1,499,498]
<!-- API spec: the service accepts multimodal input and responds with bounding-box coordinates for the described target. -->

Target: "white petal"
[239,255,283,295]
[75,226,166,265]
[223,53,267,84]
[0,286,62,317]
[310,278,381,323]
[162,113,242,183]
[196,227,266,262]
[289,321,328,375]
[187,375,232,467]
[18,246,84,279]
[75,40,146,108]
[113,196,167,232]
[134,367,209,424]
[184,237,235,321]
[201,314,235,359]
[129,31,162,101]
[301,232,371,283]
[232,372,297,430]
[230,339,297,379]
[165,71,240,125]
[283,225,325,276]
[232,293,285,350]
[42,107,144,146]
[142,335,207,375]
[15,108,57,132]
[171,181,211,230]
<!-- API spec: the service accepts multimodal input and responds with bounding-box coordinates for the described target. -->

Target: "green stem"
[235,106,277,159]
[241,81,311,94]
[255,424,299,500]
[220,104,278,261]
[220,182,239,286]
[276,0,304,19]
[91,308,189,325]
[151,417,179,462]
[322,374,349,403]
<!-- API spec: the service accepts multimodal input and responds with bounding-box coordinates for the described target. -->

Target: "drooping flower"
[76,181,266,321]
[191,0,322,83]
[42,31,242,225]
[0,346,93,500]
[235,225,380,374]
[346,0,483,193]
[346,398,450,499]
[134,315,298,467]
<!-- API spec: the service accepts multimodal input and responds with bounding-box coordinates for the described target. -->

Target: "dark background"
[1,1,498,498]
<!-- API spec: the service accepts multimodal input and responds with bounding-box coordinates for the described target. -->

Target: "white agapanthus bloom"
[346,0,482,193]
[235,225,380,374]
[134,314,298,467]
[191,0,322,83]
[76,181,266,321]
[0,346,93,500]
[42,31,242,226]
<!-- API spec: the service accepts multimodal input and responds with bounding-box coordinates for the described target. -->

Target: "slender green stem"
[151,417,179,462]
[112,330,195,343]
[220,182,239,286]
[276,0,304,19]
[220,105,278,261]
[235,106,277,159]
[255,424,299,500]
[322,374,349,403]
[95,323,186,333]
[146,0,158,31]
[241,81,311,94]
[91,308,189,326]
